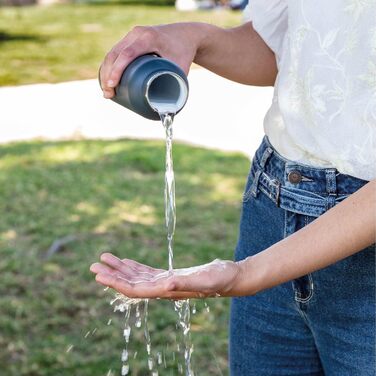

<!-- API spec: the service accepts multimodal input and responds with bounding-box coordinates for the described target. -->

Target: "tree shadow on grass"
[0,31,47,44]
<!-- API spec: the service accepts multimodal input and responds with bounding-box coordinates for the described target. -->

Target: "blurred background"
[0,0,273,374]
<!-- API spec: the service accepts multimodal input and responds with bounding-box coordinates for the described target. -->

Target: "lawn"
[0,3,241,86]
[0,138,250,375]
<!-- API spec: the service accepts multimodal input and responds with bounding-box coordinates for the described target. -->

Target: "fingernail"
[90,263,100,272]
[100,253,114,262]
[107,80,115,87]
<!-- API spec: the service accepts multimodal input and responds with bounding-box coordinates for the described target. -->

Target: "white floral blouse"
[251,0,376,181]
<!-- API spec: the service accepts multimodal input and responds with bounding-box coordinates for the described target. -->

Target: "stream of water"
[161,113,194,376]
[108,111,194,375]
[161,113,176,274]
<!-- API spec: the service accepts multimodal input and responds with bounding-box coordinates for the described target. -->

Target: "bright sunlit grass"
[0,4,241,86]
[0,138,249,375]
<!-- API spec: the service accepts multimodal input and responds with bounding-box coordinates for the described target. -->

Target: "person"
[91,1,376,374]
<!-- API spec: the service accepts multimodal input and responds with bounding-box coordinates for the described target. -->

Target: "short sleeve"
[250,0,288,61]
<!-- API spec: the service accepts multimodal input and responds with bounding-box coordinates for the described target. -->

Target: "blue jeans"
[229,137,375,375]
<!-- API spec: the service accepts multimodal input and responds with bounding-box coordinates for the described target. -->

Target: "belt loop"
[326,169,337,210]
[275,180,281,207]
[326,169,337,195]
[250,146,274,198]
[260,147,273,169]
[250,170,262,197]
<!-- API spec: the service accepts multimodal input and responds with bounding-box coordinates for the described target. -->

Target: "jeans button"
[288,170,302,184]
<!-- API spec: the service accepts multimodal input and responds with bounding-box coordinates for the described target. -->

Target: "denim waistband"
[247,137,369,217]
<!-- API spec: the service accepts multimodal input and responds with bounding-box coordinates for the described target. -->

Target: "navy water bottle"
[108,55,189,120]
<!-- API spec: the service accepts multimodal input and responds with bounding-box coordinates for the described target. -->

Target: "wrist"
[229,256,265,296]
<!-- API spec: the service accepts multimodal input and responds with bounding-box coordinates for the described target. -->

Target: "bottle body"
[110,55,189,120]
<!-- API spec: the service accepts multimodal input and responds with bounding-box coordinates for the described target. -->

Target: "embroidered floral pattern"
[252,0,376,180]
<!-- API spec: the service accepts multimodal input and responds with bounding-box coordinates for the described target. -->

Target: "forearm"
[234,180,376,296]
[192,22,277,86]
[100,21,277,97]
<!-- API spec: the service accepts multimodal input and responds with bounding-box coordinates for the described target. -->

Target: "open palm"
[90,253,241,300]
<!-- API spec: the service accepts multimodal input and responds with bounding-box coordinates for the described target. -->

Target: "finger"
[100,81,115,99]
[101,30,160,97]
[95,272,162,298]
[99,38,124,90]
[90,262,108,274]
[100,50,120,96]
[101,253,160,278]
[95,272,130,292]
[90,262,119,276]
[106,26,160,89]
[100,38,135,98]
[94,261,165,283]
[95,272,208,299]
[100,252,135,274]
[95,272,177,299]
[90,263,133,284]
[107,39,157,90]
[121,258,164,274]
[100,47,129,98]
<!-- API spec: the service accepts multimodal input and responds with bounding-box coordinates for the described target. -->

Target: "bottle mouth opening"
[145,71,188,115]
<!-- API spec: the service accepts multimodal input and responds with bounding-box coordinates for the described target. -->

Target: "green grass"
[0,4,241,86]
[0,138,250,375]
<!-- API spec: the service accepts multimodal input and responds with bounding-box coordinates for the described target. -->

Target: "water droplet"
[163,351,167,368]
[148,357,154,370]
[135,303,142,328]
[157,352,163,365]
[178,363,183,374]
[107,319,112,326]
[123,326,131,343]
[121,349,128,362]
[121,364,129,375]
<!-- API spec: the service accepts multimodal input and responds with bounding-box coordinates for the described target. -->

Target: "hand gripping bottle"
[107,54,189,120]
